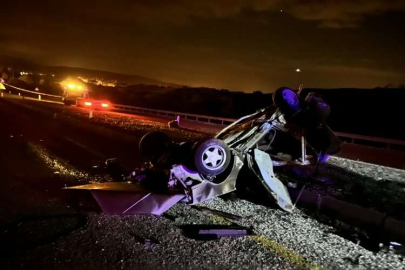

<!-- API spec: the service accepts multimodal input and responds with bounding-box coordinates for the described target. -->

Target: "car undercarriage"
[67,87,341,215]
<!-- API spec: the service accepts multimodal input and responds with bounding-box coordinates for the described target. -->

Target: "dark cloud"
[288,0,405,28]
[1,0,404,91]
[81,1,405,28]
[4,0,405,27]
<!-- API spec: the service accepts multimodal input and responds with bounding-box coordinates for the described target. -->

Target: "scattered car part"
[287,182,298,189]
[65,182,185,215]
[168,119,179,128]
[180,225,253,240]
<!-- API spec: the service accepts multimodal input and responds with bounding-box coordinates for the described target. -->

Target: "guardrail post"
[0,92,3,97]
[89,110,93,119]
[38,95,41,100]
[18,92,21,97]
[301,134,306,164]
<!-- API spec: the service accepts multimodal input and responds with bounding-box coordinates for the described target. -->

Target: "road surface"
[0,97,404,269]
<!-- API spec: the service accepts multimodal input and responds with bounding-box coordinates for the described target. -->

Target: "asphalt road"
[0,97,297,269]
[1,97,404,269]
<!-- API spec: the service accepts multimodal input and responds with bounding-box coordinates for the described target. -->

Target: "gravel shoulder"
[1,98,405,269]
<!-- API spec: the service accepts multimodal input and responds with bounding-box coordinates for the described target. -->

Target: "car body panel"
[190,154,244,205]
[251,149,293,212]
[65,182,185,215]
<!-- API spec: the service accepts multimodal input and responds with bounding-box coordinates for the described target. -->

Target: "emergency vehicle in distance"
[61,79,111,110]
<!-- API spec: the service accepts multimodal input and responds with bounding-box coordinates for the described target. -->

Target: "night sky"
[2,1,405,92]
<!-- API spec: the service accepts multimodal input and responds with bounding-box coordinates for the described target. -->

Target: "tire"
[272,87,301,116]
[139,132,173,165]
[193,138,231,176]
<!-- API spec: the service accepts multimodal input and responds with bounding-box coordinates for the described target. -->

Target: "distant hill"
[42,66,182,87]
[90,83,272,119]
[0,55,181,87]
[301,88,404,140]
[90,84,404,140]
[2,55,404,140]
[0,55,40,70]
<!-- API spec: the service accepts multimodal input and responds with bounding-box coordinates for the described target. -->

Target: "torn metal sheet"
[65,182,144,192]
[190,154,243,205]
[65,182,185,215]
[91,190,185,215]
[253,149,293,212]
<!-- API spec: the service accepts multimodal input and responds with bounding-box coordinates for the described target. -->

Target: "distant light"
[77,86,82,90]
[280,9,283,12]
[68,84,76,89]
[295,68,301,73]
[101,103,109,108]
[84,101,92,106]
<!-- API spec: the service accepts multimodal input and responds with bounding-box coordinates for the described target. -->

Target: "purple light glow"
[282,89,300,111]
[320,154,330,162]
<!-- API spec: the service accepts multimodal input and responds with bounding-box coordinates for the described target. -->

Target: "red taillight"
[84,101,92,106]
[101,103,109,108]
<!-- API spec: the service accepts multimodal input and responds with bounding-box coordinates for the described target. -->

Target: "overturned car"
[67,87,341,215]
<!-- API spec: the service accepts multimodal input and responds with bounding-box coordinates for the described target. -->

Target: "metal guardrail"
[3,83,63,98]
[2,83,404,152]
[113,104,236,125]
[335,132,405,151]
[113,104,405,151]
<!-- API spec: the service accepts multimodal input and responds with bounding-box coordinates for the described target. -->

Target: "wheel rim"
[201,145,226,171]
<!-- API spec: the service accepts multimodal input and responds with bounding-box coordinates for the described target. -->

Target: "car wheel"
[193,138,231,176]
[139,132,173,165]
[273,87,301,115]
